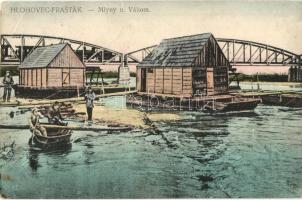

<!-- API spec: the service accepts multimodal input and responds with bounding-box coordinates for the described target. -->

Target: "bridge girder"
[0,34,124,67]
[124,38,302,67]
[216,38,301,66]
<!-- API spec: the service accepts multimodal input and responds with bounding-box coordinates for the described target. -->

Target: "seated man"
[46,101,67,126]
[29,108,47,137]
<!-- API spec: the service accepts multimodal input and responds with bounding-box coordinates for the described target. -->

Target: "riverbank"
[73,103,181,129]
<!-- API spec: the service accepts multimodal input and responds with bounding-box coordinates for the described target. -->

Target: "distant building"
[136,33,230,97]
[19,43,85,89]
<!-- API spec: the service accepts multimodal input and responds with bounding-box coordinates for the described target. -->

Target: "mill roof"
[138,33,213,67]
[19,43,68,68]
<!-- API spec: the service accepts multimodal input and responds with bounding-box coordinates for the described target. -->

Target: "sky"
[1,0,302,74]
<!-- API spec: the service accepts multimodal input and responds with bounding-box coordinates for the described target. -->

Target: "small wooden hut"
[19,43,85,89]
[136,33,230,97]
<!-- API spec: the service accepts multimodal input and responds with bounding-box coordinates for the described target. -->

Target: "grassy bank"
[230,73,288,82]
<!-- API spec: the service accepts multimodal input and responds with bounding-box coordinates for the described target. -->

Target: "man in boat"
[84,86,96,121]
[47,101,66,125]
[29,108,47,137]
[2,71,14,102]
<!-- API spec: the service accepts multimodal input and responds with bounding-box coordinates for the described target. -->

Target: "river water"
[0,83,302,198]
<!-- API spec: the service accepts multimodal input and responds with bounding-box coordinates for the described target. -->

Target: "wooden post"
[96,69,100,86]
[82,42,85,62]
[249,43,252,65]
[77,85,80,97]
[0,35,3,62]
[21,35,25,62]
[19,69,22,85]
[101,72,105,94]
[266,45,268,65]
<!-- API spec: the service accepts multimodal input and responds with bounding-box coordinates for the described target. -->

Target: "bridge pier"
[288,65,302,82]
[118,56,131,85]
[118,65,130,85]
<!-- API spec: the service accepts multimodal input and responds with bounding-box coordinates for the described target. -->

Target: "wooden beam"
[21,35,25,62]
[3,38,19,61]
[27,36,44,56]
[85,49,102,62]
[103,54,119,64]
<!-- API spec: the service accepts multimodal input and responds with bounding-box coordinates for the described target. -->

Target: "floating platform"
[126,92,260,112]
[233,91,302,107]
[262,94,302,107]
[14,85,135,99]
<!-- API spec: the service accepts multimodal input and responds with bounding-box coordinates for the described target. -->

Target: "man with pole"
[2,71,14,102]
[85,86,96,121]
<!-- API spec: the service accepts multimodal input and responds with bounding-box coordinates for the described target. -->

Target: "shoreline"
[238,81,302,86]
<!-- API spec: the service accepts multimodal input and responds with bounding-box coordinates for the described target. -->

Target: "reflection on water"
[1,100,302,198]
[27,139,73,173]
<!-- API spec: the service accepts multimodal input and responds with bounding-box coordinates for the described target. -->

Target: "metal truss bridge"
[1,34,301,68]
[0,34,137,67]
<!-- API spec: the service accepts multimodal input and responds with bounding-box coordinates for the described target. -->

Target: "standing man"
[2,71,14,102]
[85,86,95,121]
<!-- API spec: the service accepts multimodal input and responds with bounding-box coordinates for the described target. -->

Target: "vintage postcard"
[0,0,302,198]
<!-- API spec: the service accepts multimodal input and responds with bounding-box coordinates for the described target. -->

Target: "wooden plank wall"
[47,68,62,87]
[182,68,192,96]
[21,68,46,88]
[21,68,84,88]
[141,67,193,96]
[155,68,164,93]
[163,68,172,94]
[213,67,228,94]
[41,68,47,87]
[146,69,155,93]
[32,69,37,87]
[24,70,27,86]
[70,68,84,87]
[172,68,182,95]
[49,45,85,68]
[28,69,32,86]
[136,68,141,91]
[36,69,41,87]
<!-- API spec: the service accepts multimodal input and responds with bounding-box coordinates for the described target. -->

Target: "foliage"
[230,73,288,82]
[0,66,18,77]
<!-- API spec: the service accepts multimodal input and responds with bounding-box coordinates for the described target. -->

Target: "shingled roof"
[19,43,68,68]
[138,33,212,68]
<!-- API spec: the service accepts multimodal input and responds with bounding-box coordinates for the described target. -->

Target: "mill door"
[62,68,70,87]
[141,68,147,92]
[206,68,214,95]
